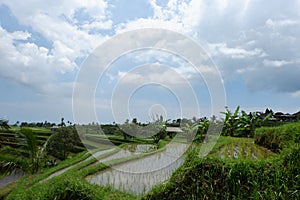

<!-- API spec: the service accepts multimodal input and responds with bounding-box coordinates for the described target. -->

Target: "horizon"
[0,1,299,124]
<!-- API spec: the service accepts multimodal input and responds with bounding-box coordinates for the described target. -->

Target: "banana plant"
[184,123,199,142]
[195,118,210,142]
[239,111,272,138]
[221,106,240,136]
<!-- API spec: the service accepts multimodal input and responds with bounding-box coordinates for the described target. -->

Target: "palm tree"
[1,128,50,173]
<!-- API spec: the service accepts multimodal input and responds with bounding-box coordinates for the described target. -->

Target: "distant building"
[166,127,183,138]
[51,125,60,132]
[166,127,183,133]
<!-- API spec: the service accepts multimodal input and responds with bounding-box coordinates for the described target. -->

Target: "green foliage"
[46,126,81,160]
[145,145,300,199]
[0,128,48,173]
[221,106,241,137]
[6,175,136,200]
[254,122,300,152]
[0,119,11,131]
[221,106,271,138]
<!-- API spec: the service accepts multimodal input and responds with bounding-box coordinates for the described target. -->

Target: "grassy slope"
[145,123,300,200]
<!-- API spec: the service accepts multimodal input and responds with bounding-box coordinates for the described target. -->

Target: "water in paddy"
[86,143,188,195]
[94,144,157,164]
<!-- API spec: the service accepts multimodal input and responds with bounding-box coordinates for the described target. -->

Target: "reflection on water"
[86,143,188,195]
[94,144,157,164]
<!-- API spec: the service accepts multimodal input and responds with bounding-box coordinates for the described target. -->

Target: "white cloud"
[263,59,293,68]
[291,90,300,98]
[0,26,75,95]
[266,19,299,28]
[208,43,266,59]
[0,0,112,97]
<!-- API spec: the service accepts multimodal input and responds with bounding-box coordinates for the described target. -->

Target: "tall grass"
[144,145,299,199]
[254,122,300,152]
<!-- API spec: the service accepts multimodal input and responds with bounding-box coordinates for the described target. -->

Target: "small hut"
[166,127,183,138]
[50,125,60,132]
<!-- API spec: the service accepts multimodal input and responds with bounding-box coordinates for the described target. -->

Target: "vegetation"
[145,122,300,199]
[0,128,49,173]
[145,146,299,199]
[0,119,11,132]
[46,126,82,160]
[1,108,299,199]
[255,121,300,152]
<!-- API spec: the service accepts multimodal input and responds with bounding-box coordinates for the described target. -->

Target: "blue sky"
[0,0,299,124]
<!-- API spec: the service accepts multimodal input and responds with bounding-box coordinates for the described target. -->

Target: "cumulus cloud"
[0,0,113,97]
[0,26,75,96]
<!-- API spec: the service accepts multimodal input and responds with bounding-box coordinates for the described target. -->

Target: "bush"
[46,127,82,160]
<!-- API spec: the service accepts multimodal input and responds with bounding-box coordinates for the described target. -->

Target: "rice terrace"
[0,108,299,199]
[1,1,300,200]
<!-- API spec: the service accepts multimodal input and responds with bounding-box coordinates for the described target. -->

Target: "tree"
[151,124,166,143]
[46,127,80,160]
[150,116,167,143]
[60,117,66,126]
[0,119,10,131]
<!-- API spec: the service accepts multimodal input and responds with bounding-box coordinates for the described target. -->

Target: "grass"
[144,145,299,199]
[144,122,300,199]
[255,121,300,152]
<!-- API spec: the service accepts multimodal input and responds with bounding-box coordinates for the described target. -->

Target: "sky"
[0,0,299,124]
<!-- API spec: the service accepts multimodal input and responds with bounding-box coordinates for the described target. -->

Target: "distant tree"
[0,119,11,131]
[120,119,132,141]
[150,115,167,143]
[20,122,28,127]
[132,118,138,124]
[60,117,66,126]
